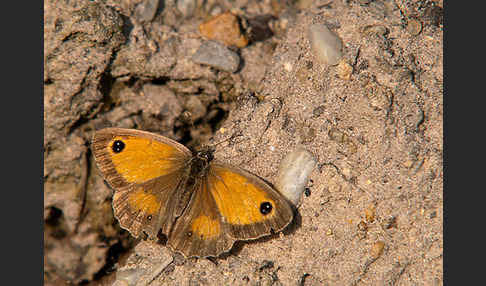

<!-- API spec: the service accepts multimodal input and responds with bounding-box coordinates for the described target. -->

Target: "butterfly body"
[92,128,293,257]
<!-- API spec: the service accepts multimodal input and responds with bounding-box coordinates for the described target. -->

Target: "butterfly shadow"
[226,208,303,258]
[145,210,302,266]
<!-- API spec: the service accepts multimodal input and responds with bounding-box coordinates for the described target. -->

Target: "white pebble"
[283,62,293,72]
[308,23,343,66]
[275,148,317,207]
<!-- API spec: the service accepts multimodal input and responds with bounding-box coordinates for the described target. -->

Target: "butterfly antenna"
[210,130,246,148]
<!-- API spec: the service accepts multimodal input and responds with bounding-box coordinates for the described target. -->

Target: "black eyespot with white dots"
[260,202,273,215]
[112,140,125,153]
[147,215,152,221]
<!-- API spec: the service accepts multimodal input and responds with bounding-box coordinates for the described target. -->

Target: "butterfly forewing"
[92,128,191,188]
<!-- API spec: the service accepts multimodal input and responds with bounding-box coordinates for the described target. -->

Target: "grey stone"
[134,0,159,23]
[191,41,241,73]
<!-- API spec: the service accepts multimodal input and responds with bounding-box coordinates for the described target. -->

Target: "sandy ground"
[44,0,443,285]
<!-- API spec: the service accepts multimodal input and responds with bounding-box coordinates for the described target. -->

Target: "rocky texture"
[44,2,126,282]
[44,0,443,285]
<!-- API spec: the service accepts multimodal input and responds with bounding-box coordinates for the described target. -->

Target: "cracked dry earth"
[44,0,443,285]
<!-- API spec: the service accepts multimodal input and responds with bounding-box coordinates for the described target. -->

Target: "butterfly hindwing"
[207,163,294,240]
[111,173,187,238]
[168,177,235,258]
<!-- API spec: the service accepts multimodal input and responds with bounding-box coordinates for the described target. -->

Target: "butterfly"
[91,128,294,258]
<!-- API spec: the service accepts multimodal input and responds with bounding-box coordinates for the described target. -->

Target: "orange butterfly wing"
[209,164,294,240]
[92,128,191,238]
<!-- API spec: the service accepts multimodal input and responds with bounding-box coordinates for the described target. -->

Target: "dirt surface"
[44,0,443,285]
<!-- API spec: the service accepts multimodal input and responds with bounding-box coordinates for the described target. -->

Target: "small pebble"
[283,62,293,72]
[312,106,325,117]
[308,23,343,66]
[336,59,353,80]
[382,216,397,229]
[364,205,376,223]
[133,0,159,23]
[191,41,241,73]
[199,12,248,48]
[370,241,385,259]
[407,18,422,36]
[275,148,317,207]
[184,96,206,121]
